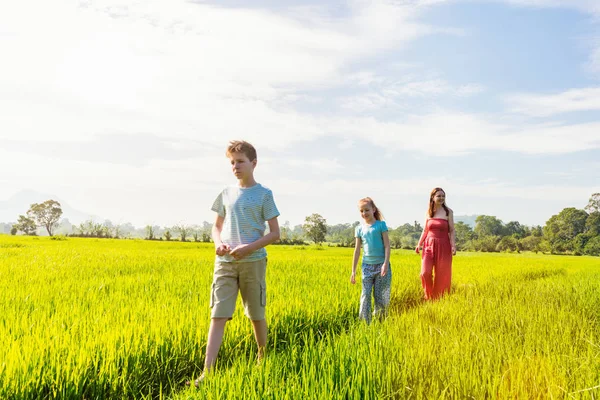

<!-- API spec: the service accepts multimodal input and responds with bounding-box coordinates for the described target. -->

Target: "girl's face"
[359,202,375,223]
[433,190,446,205]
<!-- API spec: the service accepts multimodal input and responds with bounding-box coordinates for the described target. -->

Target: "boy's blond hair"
[226,140,257,161]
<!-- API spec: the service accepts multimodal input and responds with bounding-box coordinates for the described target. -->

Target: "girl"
[351,197,391,324]
[415,187,456,300]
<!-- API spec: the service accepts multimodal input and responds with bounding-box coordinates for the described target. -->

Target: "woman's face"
[433,190,446,205]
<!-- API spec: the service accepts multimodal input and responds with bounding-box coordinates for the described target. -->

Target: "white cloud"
[502,0,600,15]
[508,87,600,116]
[1,0,598,229]
[0,0,436,149]
[283,158,344,172]
[326,110,600,155]
[339,77,484,112]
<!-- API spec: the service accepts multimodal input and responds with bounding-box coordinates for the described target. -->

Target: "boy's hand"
[230,244,251,260]
[381,263,388,277]
[451,245,456,256]
[215,244,231,256]
[415,245,420,254]
[350,271,356,284]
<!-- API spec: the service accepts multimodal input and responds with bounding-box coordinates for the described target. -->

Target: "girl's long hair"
[428,187,449,218]
[359,197,384,221]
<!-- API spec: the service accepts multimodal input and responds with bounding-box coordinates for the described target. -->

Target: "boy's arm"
[229,217,280,260]
[212,214,230,256]
[351,237,361,284]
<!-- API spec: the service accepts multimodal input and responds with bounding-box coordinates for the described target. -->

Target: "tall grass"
[0,235,598,399]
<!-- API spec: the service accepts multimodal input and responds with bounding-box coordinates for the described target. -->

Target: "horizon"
[0,188,570,230]
[1,0,599,228]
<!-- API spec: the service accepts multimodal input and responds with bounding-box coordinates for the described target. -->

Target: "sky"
[1,0,600,229]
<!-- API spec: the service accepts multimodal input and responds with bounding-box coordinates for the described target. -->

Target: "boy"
[191,140,280,386]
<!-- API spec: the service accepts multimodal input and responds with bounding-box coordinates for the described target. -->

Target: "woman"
[415,188,456,300]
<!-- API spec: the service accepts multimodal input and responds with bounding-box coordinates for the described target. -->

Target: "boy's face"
[229,151,256,180]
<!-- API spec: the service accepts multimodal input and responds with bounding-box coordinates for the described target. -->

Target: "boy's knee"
[211,317,229,326]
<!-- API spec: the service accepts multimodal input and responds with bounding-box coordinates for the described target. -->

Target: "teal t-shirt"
[355,220,388,264]
[211,183,280,263]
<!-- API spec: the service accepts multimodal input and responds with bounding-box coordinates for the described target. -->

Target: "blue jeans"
[359,262,392,324]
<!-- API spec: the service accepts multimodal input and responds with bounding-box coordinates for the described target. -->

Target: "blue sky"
[0,0,599,228]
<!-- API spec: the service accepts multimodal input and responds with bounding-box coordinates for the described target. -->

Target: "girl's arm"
[351,237,361,284]
[448,209,456,255]
[415,216,429,254]
[381,231,391,276]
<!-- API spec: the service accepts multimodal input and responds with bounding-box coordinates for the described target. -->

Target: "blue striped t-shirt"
[211,183,280,263]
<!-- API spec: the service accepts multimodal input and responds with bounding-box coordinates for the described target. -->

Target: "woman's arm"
[415,216,429,254]
[448,209,456,255]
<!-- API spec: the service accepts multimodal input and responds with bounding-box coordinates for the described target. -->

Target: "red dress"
[420,218,452,300]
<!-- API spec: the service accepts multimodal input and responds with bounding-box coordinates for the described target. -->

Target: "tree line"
[5,194,600,256]
[300,194,600,256]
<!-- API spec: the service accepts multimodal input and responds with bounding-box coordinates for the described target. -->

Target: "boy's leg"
[239,259,268,358]
[251,319,267,360]
[203,318,228,373]
[203,261,238,375]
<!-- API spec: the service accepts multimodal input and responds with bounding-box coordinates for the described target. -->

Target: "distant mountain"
[0,189,99,225]
[454,215,478,228]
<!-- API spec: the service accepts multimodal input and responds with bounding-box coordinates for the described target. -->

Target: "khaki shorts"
[210,258,267,320]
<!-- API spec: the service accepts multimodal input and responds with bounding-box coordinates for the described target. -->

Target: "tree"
[388,228,403,249]
[76,220,93,236]
[471,236,500,252]
[199,221,212,242]
[14,215,37,235]
[496,236,520,253]
[398,221,423,249]
[27,200,63,236]
[145,225,155,240]
[113,224,122,239]
[164,230,172,241]
[173,223,191,242]
[585,212,600,236]
[10,226,17,235]
[520,235,542,253]
[474,215,504,237]
[530,225,543,237]
[303,213,327,245]
[325,223,356,247]
[583,236,600,256]
[504,221,526,238]
[91,221,104,237]
[584,193,600,213]
[544,207,588,253]
[280,221,292,241]
[454,222,474,251]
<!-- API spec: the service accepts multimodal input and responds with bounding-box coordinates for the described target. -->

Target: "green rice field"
[1,235,599,399]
